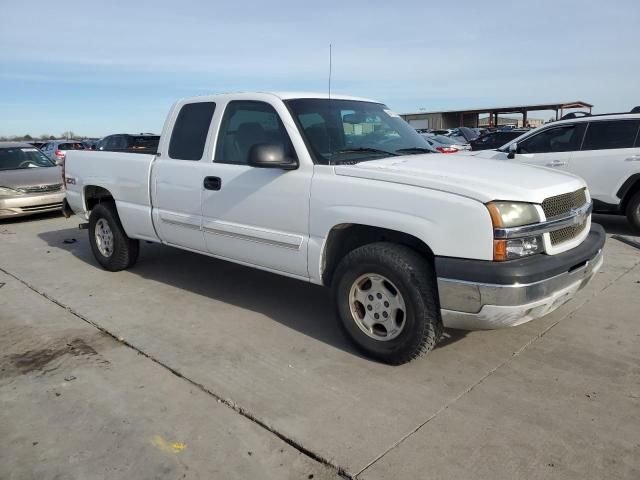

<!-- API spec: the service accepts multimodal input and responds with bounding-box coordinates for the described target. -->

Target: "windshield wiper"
[335,147,398,157]
[395,147,433,154]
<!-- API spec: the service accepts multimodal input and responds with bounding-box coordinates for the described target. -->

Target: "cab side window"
[518,124,586,154]
[214,101,296,165]
[581,120,640,151]
[168,102,216,160]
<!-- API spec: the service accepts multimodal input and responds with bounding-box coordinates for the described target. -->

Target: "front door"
[200,100,311,278]
[512,123,586,171]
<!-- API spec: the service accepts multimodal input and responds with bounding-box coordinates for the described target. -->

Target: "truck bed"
[64,150,159,241]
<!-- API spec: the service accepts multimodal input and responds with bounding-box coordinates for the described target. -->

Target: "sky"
[1,0,638,137]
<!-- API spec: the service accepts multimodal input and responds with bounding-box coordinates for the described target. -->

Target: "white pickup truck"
[63,92,605,364]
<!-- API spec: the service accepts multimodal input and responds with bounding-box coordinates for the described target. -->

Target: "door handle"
[624,155,640,162]
[545,160,567,167]
[203,176,222,190]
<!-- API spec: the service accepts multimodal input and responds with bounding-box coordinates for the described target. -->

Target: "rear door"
[150,101,217,251]
[200,99,311,278]
[567,119,640,206]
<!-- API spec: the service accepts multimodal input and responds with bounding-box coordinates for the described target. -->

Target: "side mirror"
[248,144,298,170]
[507,142,518,159]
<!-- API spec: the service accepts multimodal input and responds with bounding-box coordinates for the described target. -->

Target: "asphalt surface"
[1,212,639,479]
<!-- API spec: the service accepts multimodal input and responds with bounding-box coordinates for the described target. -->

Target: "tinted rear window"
[129,136,159,150]
[169,102,216,160]
[582,120,640,150]
[58,143,85,150]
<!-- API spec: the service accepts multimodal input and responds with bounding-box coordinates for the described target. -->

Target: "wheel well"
[620,179,640,214]
[321,224,434,285]
[84,185,114,212]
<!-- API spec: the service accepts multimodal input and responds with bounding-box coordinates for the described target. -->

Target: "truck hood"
[333,154,585,204]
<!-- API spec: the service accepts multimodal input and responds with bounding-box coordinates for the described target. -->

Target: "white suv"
[471,113,640,229]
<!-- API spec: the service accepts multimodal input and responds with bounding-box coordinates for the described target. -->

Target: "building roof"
[401,101,593,116]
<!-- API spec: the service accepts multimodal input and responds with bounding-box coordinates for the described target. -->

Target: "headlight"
[486,201,544,261]
[0,186,21,197]
[486,201,540,227]
[494,235,544,261]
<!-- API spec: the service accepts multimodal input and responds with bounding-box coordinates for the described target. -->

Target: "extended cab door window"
[214,101,296,165]
[168,102,216,160]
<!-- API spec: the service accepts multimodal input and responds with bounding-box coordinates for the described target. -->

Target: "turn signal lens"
[494,240,508,261]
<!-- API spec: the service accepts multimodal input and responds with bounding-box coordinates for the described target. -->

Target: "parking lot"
[1,212,639,479]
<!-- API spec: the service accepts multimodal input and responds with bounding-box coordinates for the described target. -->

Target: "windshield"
[286,99,436,164]
[0,147,56,170]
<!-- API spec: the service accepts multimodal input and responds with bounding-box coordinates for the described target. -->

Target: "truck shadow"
[38,228,469,360]
[592,214,639,237]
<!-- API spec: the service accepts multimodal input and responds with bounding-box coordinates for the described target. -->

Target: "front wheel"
[626,191,640,231]
[332,242,442,365]
[88,202,139,271]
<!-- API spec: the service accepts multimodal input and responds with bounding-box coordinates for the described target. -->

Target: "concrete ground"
[1,212,639,479]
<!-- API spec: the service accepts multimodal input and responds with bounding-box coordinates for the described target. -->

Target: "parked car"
[0,142,64,219]
[470,129,529,151]
[470,112,640,229]
[96,134,159,154]
[421,134,470,153]
[40,140,86,164]
[64,92,604,364]
[82,139,99,150]
[29,141,46,149]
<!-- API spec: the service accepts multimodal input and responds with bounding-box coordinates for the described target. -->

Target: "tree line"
[0,132,91,142]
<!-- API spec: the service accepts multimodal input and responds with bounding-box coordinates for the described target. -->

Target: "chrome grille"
[549,220,588,246]
[541,188,587,219]
[18,184,63,194]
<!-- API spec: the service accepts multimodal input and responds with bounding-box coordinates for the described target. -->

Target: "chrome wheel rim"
[95,218,114,258]
[348,273,407,341]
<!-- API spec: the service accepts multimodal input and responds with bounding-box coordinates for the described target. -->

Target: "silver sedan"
[0,142,65,219]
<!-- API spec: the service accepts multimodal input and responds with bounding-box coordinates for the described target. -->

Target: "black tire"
[626,191,640,231]
[88,202,139,271]
[332,242,442,365]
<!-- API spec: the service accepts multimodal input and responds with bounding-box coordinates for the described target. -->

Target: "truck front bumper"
[435,224,606,330]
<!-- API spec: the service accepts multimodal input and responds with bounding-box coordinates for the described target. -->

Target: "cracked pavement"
[1,213,639,479]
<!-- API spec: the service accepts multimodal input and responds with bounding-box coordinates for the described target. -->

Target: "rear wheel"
[332,242,442,365]
[626,191,640,231]
[88,202,139,271]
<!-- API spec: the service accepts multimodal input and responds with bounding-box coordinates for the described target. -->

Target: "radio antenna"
[328,43,333,165]
[328,43,332,100]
